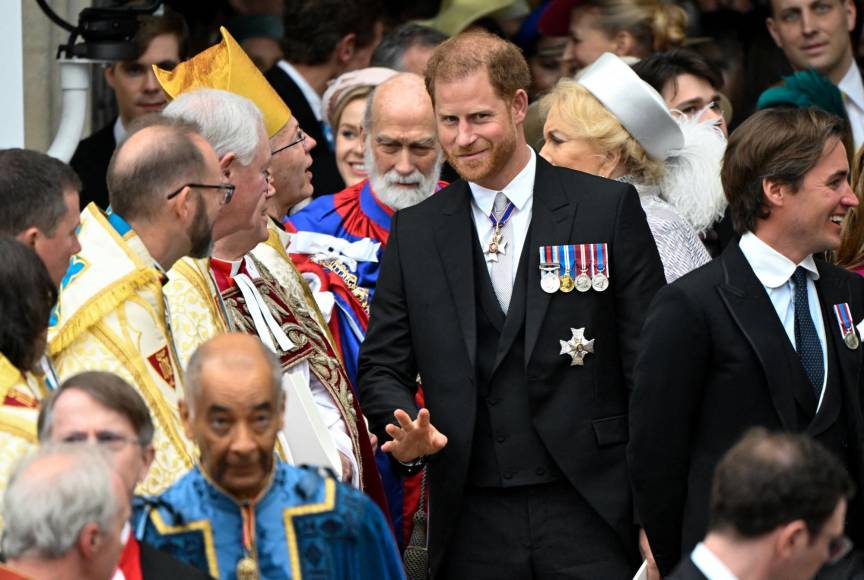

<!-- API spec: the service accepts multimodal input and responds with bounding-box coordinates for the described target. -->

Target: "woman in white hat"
[539,52,725,282]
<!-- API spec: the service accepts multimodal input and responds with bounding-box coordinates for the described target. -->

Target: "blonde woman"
[540,53,725,282]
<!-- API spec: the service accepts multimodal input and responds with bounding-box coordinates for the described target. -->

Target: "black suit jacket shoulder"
[265,63,344,197]
[70,121,116,210]
[359,155,666,576]
[139,540,213,579]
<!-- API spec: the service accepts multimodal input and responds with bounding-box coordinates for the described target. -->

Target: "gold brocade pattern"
[221,255,363,485]
[50,205,193,495]
[165,257,230,369]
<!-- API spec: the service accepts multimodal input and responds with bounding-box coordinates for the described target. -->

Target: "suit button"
[535,467,546,476]
[496,433,508,443]
[487,397,499,406]
[503,471,514,480]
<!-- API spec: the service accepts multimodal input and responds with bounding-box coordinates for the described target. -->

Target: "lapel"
[716,243,799,430]
[434,182,478,369]
[524,158,579,368]
[811,262,861,434]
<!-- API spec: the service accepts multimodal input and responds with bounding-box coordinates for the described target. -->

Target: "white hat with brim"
[576,52,684,160]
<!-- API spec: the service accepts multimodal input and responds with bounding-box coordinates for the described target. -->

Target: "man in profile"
[669,429,855,580]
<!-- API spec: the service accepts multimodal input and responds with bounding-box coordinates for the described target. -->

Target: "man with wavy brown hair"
[359,31,665,579]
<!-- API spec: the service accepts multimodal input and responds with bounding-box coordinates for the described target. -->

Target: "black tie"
[792,267,824,398]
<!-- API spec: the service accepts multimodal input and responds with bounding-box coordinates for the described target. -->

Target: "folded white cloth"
[289,231,380,272]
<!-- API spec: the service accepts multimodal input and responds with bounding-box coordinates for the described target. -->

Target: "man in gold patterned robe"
[155,29,389,513]
[48,116,229,495]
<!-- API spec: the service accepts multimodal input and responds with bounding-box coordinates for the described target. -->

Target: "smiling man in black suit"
[358,32,665,579]
[630,107,864,578]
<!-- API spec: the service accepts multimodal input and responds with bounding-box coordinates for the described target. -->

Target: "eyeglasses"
[827,535,853,565]
[167,183,235,206]
[271,131,306,156]
[60,431,144,452]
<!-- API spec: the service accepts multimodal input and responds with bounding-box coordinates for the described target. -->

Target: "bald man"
[48,114,229,495]
[286,72,446,301]
[136,333,404,580]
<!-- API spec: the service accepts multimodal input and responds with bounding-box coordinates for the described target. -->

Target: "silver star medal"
[560,327,595,366]
[485,228,508,263]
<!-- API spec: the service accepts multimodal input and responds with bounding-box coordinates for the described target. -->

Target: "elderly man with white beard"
[285,72,445,302]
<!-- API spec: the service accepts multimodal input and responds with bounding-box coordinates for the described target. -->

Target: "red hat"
[538,0,582,37]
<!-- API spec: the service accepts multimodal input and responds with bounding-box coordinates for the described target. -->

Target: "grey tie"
[490,192,513,313]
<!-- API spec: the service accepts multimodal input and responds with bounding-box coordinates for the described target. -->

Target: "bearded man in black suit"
[358,32,666,579]
[630,107,864,578]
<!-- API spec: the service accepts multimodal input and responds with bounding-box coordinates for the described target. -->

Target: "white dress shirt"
[277,59,323,121]
[690,542,739,580]
[839,60,864,149]
[468,146,536,285]
[739,232,828,409]
[113,117,128,147]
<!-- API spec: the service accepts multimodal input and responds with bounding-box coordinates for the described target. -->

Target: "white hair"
[2,444,122,560]
[365,133,443,211]
[163,88,266,165]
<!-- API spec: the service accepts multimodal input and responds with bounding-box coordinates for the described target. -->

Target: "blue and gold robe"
[134,463,405,580]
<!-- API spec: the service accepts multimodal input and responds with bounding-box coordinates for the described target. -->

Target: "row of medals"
[540,265,608,294]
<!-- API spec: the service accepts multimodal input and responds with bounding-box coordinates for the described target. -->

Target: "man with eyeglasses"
[667,429,855,580]
[36,371,211,580]
[48,114,226,495]
[153,30,389,514]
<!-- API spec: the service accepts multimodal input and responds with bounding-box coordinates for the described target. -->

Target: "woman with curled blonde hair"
[540,53,725,282]
[540,0,688,70]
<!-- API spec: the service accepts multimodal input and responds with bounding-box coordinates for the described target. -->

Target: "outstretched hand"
[381,408,448,463]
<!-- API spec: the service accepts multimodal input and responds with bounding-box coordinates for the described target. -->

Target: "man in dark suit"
[669,429,854,580]
[265,0,384,198]
[37,371,211,580]
[358,32,666,579]
[70,13,186,210]
[630,107,864,577]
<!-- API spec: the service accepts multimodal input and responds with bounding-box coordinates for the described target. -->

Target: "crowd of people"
[4,0,864,578]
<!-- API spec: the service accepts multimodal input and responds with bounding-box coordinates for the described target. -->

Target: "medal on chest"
[560,327,595,366]
[833,302,860,350]
[559,245,575,293]
[539,245,561,293]
[590,243,610,292]
[575,244,592,292]
[485,199,516,263]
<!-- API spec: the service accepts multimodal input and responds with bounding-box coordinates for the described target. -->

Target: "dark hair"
[722,107,846,234]
[632,48,723,97]
[131,11,189,62]
[710,428,855,538]
[281,0,384,65]
[0,149,81,237]
[370,23,447,71]
[425,32,531,104]
[0,237,57,372]
[107,114,206,222]
[38,371,155,446]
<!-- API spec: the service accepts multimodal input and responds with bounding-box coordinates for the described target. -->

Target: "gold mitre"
[153,26,291,137]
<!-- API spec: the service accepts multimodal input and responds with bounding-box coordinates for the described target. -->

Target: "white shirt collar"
[839,60,864,110]
[738,231,820,288]
[468,147,536,217]
[691,543,739,580]
[113,117,128,147]
[277,59,323,121]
